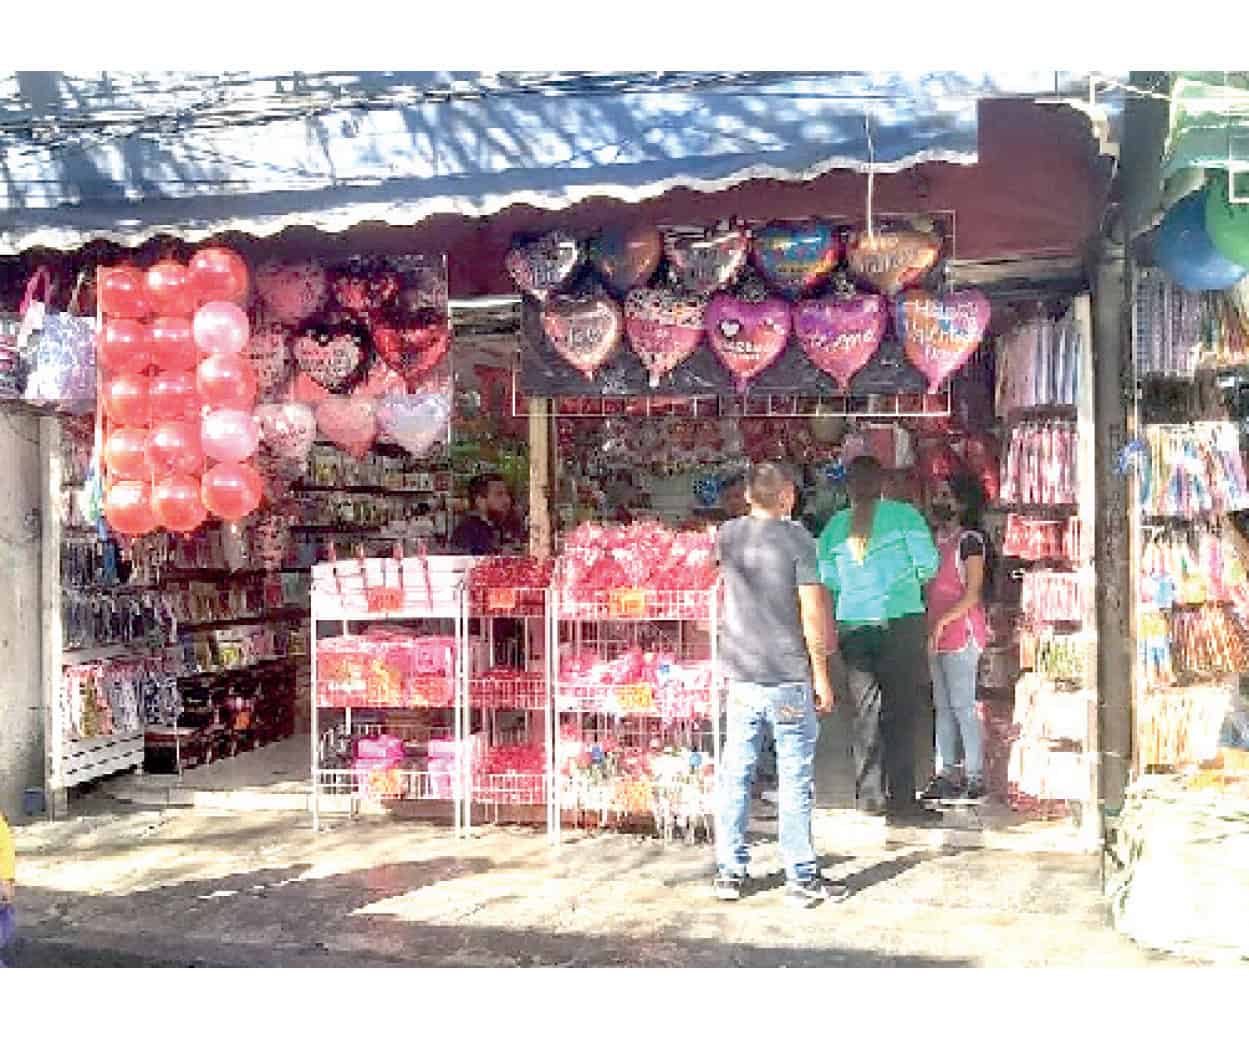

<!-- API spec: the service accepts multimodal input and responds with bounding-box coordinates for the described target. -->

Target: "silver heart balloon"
[377,391,451,457]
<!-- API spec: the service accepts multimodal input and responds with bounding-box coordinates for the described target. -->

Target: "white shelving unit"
[548,581,722,845]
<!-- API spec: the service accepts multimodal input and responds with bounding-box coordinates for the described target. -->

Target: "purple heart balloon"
[793,294,887,390]
[377,391,451,457]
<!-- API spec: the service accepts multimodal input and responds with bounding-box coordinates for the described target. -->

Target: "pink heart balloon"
[293,322,367,392]
[663,227,749,295]
[705,294,792,393]
[897,290,991,393]
[505,231,582,300]
[793,294,887,390]
[255,260,329,324]
[353,360,409,399]
[377,392,451,457]
[245,324,292,397]
[255,402,317,469]
[541,295,623,380]
[624,289,706,387]
[846,229,941,296]
[316,395,378,460]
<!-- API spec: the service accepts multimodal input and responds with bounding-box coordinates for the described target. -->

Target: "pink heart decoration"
[292,322,367,392]
[897,290,991,393]
[541,295,623,380]
[505,231,582,300]
[663,227,749,295]
[315,396,378,460]
[353,360,409,399]
[254,402,317,469]
[289,372,330,405]
[377,391,452,458]
[705,294,792,393]
[255,260,329,324]
[846,229,941,296]
[245,324,292,397]
[793,294,887,390]
[751,222,840,299]
[624,289,707,387]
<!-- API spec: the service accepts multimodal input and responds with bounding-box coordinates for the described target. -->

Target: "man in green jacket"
[818,455,940,823]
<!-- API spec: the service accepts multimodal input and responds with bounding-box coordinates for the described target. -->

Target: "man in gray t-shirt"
[712,462,840,909]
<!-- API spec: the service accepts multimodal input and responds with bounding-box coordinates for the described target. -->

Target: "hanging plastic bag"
[23,268,97,413]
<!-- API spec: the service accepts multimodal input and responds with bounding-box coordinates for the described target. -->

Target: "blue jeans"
[716,680,819,883]
[930,645,983,781]
[0,904,13,966]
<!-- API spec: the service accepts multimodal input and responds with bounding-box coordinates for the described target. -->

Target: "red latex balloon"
[152,474,207,532]
[103,427,151,480]
[104,481,155,536]
[98,266,149,320]
[98,319,152,374]
[146,420,203,477]
[197,353,257,410]
[146,317,197,372]
[148,371,200,423]
[202,461,263,521]
[144,261,196,317]
[189,247,250,304]
[101,373,151,427]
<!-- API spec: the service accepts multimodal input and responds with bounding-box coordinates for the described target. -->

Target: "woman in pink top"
[921,473,990,802]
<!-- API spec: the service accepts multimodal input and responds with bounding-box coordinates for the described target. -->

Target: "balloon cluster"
[507,218,988,395]
[248,255,452,471]
[99,249,264,536]
[1153,175,1249,292]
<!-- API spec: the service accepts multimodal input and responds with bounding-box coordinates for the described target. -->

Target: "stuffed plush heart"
[254,402,317,471]
[540,295,623,380]
[663,227,749,295]
[751,222,840,299]
[623,289,706,387]
[897,290,991,393]
[370,316,450,386]
[793,294,886,390]
[846,229,941,295]
[377,391,452,457]
[292,318,368,392]
[705,294,792,393]
[587,226,662,295]
[315,395,378,460]
[245,324,292,397]
[255,260,329,324]
[505,231,582,300]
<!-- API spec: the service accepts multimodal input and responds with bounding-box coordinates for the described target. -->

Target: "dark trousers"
[839,614,930,810]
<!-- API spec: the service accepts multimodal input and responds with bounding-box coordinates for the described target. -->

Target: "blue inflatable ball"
[1155,188,1248,291]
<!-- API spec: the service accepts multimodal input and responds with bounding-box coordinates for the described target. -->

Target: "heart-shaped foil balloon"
[587,225,662,295]
[254,402,317,469]
[331,257,401,318]
[353,359,409,399]
[540,295,623,380]
[663,227,750,295]
[623,289,707,387]
[292,318,368,392]
[245,324,293,397]
[255,260,329,324]
[315,395,378,460]
[846,229,941,296]
[897,290,991,393]
[705,294,792,393]
[793,294,887,390]
[751,222,841,299]
[505,231,582,300]
[377,391,452,457]
[370,316,451,387]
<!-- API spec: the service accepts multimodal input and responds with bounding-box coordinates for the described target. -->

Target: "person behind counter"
[451,473,518,555]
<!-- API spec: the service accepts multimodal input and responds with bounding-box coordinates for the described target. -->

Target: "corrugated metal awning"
[0,71,1120,254]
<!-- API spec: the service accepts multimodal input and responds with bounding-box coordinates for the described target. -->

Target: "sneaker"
[920,776,961,801]
[786,877,841,909]
[713,871,746,901]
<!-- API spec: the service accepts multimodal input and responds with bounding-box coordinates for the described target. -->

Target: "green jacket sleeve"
[901,504,940,584]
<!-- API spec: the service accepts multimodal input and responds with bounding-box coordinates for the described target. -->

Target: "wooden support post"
[528,397,553,560]
[39,416,67,819]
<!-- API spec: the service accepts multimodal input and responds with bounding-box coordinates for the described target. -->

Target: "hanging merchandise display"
[1134,268,1205,378]
[995,308,1084,410]
[1000,420,1079,506]
[1139,423,1249,517]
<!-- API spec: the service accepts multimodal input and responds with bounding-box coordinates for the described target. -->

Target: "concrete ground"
[5,790,1173,968]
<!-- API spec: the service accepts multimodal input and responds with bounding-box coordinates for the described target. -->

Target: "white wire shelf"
[555,773,717,816]
[554,682,713,719]
[468,586,548,617]
[316,675,457,710]
[556,587,717,622]
[315,767,461,801]
[471,773,548,805]
[469,674,548,710]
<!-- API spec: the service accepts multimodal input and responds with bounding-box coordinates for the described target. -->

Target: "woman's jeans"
[929,644,983,781]
[716,680,819,883]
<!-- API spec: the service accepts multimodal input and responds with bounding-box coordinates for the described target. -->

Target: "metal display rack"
[548,580,722,845]
[309,556,473,833]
